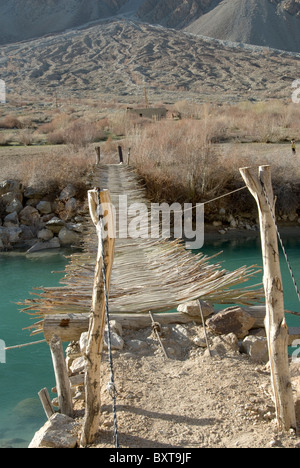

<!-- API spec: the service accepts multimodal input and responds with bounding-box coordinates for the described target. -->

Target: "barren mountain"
[136,0,221,28]
[0,0,299,52]
[0,0,129,45]
[0,19,299,103]
[185,0,300,52]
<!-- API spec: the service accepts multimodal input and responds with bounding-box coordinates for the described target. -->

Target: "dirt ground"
[74,323,300,449]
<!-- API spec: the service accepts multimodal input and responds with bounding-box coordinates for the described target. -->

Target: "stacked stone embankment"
[0,179,86,252]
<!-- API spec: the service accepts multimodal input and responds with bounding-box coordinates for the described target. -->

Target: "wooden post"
[118,145,124,164]
[95,146,101,165]
[127,147,131,165]
[80,189,115,447]
[240,165,296,431]
[49,334,73,418]
[38,388,55,420]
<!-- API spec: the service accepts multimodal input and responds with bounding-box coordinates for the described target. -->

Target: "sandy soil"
[74,324,300,449]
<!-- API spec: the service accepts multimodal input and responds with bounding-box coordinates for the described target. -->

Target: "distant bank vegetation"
[0,99,299,219]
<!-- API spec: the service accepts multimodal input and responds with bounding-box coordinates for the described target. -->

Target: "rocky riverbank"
[0,179,88,253]
[28,301,300,449]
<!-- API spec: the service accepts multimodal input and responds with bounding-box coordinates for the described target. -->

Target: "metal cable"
[99,212,120,448]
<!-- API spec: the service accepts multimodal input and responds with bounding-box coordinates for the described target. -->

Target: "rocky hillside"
[0,20,299,103]
[270,0,300,16]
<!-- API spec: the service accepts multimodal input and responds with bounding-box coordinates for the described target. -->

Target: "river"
[0,232,299,448]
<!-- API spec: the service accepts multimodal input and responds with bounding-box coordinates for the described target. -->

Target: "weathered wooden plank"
[38,388,55,420]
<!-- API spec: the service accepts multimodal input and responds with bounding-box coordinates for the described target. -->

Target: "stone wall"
[0,179,87,252]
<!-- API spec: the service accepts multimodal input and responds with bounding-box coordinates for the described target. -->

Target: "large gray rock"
[19,206,40,226]
[36,200,52,214]
[28,413,78,449]
[4,211,19,226]
[6,227,22,244]
[5,197,23,214]
[45,217,66,233]
[37,228,54,241]
[58,227,80,246]
[206,307,256,339]
[240,335,269,363]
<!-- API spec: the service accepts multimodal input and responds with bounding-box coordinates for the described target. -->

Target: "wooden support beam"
[43,312,202,342]
[240,165,296,432]
[42,307,298,343]
[49,334,73,418]
[80,189,115,447]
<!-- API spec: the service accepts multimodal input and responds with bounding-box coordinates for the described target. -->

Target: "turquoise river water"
[0,234,300,448]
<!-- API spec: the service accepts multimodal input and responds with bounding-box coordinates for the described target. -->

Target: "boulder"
[1,191,23,206]
[19,206,40,226]
[5,198,23,214]
[70,356,86,374]
[36,201,52,214]
[240,335,269,363]
[104,331,124,351]
[4,211,19,226]
[45,217,66,233]
[24,186,46,199]
[66,223,85,233]
[65,197,77,215]
[59,184,77,201]
[79,327,124,353]
[169,324,192,346]
[6,227,22,244]
[177,300,214,318]
[19,225,35,240]
[0,180,22,196]
[58,227,80,246]
[206,307,256,339]
[37,228,54,241]
[28,413,78,449]
[204,333,239,358]
[26,237,60,253]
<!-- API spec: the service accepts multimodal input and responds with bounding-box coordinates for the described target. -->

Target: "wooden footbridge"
[21,163,262,342]
[18,162,300,445]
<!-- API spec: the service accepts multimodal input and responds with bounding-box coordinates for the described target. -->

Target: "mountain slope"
[0,0,129,44]
[136,0,221,28]
[0,0,299,53]
[0,20,299,103]
[185,0,300,52]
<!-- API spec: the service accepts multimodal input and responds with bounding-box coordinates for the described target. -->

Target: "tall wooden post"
[80,189,115,447]
[240,165,296,431]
